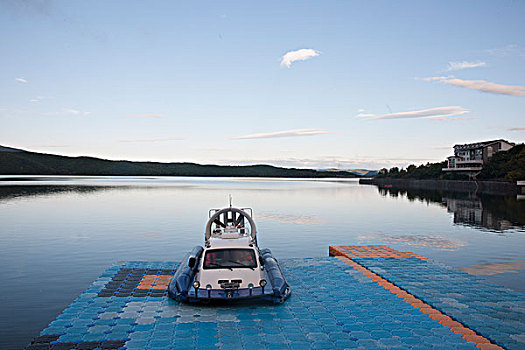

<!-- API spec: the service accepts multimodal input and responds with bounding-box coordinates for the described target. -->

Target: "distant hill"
[0,145,358,178]
[0,146,25,153]
[345,169,378,176]
[319,168,378,176]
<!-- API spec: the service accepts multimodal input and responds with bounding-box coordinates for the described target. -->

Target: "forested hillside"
[0,146,356,178]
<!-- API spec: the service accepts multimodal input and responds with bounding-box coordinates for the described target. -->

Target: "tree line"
[376,144,524,181]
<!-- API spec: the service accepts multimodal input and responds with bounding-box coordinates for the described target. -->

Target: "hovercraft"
[168,206,291,304]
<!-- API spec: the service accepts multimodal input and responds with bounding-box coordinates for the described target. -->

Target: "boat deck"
[26,245,525,349]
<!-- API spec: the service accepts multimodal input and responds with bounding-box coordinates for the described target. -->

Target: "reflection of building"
[378,186,525,231]
[518,181,525,200]
[444,197,513,231]
[442,140,514,176]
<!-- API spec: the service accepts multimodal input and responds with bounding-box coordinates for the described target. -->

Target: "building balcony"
[456,158,483,164]
[442,166,483,172]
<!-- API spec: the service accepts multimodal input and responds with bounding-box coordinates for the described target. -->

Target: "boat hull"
[168,247,291,304]
[185,285,290,304]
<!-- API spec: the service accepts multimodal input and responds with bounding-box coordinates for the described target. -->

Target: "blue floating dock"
[26,248,525,349]
[354,257,525,350]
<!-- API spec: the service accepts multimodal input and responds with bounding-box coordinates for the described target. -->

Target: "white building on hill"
[442,139,515,176]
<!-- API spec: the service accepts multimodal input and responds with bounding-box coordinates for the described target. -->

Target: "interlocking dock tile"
[329,245,427,259]
[98,267,177,297]
[26,257,491,350]
[331,245,525,350]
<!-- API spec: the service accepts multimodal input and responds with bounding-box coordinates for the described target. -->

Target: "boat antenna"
[229,194,232,208]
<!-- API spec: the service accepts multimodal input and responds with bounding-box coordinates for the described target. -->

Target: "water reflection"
[378,187,525,232]
[458,259,525,275]
[358,232,466,251]
[444,196,517,231]
[0,185,109,202]
[257,212,322,225]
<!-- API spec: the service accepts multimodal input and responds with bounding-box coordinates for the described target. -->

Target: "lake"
[1,176,524,349]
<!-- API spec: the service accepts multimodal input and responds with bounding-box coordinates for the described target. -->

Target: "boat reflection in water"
[378,187,525,232]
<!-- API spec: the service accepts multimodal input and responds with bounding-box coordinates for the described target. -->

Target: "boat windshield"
[203,248,257,269]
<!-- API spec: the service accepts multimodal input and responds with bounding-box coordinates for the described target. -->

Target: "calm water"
[1,176,524,349]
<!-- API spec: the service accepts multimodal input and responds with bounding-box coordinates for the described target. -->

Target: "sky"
[1,0,524,170]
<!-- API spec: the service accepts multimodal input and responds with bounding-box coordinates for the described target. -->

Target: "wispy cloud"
[355,109,376,118]
[508,127,525,131]
[64,108,80,115]
[15,77,27,83]
[446,61,486,71]
[64,108,90,116]
[421,75,525,96]
[119,137,183,143]
[362,106,469,121]
[233,128,329,140]
[280,49,320,68]
[356,113,376,118]
[30,95,49,103]
[129,113,164,118]
[484,44,521,57]
[428,116,477,121]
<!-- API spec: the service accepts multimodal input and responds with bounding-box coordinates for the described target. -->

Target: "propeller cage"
[205,207,257,244]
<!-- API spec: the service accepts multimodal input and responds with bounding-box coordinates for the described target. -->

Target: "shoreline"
[359,177,518,196]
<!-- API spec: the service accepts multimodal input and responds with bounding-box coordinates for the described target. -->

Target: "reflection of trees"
[481,196,525,227]
[0,185,109,202]
[378,187,525,231]
[378,187,447,207]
